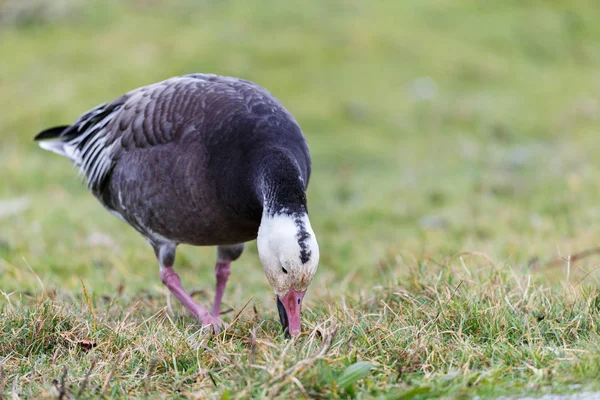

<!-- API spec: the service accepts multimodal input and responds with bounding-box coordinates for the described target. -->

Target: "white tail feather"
[38,141,80,163]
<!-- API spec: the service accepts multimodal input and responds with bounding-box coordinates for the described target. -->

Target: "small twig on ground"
[77,359,96,397]
[537,245,600,268]
[207,372,217,388]
[0,364,5,400]
[58,366,68,400]
[189,289,207,298]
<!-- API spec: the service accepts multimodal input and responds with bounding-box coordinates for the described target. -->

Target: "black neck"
[255,148,308,217]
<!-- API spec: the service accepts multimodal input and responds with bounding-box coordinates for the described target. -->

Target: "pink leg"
[211,262,231,317]
[160,267,222,330]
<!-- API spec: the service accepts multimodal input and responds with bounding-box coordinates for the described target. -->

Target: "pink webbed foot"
[160,266,225,334]
[200,312,226,333]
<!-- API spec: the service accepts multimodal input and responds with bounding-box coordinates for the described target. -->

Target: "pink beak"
[276,289,305,337]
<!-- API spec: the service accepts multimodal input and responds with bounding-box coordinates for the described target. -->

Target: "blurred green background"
[1,0,600,304]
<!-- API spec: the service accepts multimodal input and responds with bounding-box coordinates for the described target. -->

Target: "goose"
[34,73,320,337]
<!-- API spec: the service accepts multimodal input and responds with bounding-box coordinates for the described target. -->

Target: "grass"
[1,0,600,398]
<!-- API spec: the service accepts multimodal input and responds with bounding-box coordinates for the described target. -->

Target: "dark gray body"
[36,74,312,248]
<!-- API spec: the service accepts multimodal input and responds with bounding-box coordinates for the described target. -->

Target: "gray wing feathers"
[39,74,291,190]
[48,101,124,190]
[41,78,184,190]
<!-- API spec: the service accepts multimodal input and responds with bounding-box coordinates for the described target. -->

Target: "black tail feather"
[34,126,70,141]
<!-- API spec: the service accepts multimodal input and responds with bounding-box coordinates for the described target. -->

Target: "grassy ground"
[1,0,600,398]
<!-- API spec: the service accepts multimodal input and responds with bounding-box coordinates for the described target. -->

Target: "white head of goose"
[35,74,320,337]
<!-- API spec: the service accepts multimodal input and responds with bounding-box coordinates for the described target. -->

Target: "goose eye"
[281,266,288,274]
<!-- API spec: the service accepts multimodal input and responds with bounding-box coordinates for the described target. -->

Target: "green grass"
[1,0,600,398]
